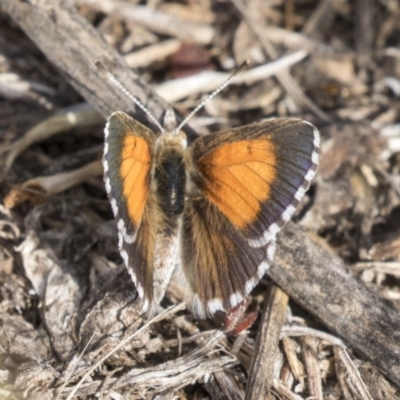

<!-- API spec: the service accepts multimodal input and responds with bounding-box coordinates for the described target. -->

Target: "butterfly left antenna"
[95,61,165,133]
[175,60,249,133]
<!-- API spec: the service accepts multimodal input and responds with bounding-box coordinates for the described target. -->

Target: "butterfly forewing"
[191,119,319,244]
[103,111,157,309]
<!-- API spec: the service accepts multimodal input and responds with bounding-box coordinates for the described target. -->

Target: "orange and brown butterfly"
[97,61,319,318]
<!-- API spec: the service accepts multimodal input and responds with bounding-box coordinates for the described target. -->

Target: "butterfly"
[98,62,319,318]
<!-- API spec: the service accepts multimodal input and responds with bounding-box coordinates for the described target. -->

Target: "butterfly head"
[155,108,187,151]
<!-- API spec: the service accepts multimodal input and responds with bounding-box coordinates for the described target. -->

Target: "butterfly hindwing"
[103,111,157,309]
[181,197,273,318]
[182,118,319,315]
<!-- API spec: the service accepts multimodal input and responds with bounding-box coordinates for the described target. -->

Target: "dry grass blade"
[157,50,308,102]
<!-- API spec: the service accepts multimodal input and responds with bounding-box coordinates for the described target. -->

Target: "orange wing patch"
[120,134,151,226]
[199,139,276,228]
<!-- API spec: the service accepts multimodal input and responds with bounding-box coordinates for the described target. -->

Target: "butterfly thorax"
[154,146,186,223]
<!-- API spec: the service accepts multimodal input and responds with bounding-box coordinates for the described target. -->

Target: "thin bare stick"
[281,326,347,348]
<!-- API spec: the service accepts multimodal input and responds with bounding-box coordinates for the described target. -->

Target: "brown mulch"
[0,0,400,399]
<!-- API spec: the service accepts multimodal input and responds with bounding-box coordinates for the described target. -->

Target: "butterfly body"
[103,110,319,318]
[150,128,187,307]
[154,131,187,220]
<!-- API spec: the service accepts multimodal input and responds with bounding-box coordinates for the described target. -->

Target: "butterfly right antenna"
[175,60,249,133]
